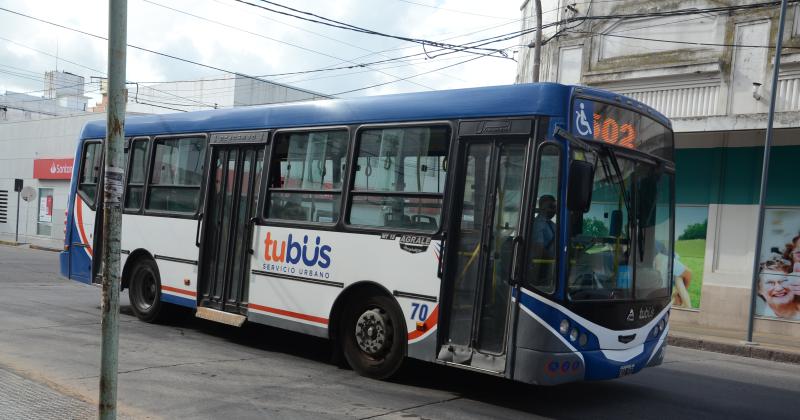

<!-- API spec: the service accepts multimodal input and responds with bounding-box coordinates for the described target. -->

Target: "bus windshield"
[567,148,673,301]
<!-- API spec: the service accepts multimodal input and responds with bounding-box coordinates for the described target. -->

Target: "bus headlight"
[569,328,579,342]
[559,319,569,335]
[579,333,588,347]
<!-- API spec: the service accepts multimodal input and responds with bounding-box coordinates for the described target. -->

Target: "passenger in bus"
[529,195,557,286]
[532,195,557,256]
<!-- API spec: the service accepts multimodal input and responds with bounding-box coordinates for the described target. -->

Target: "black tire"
[128,258,166,323]
[340,293,406,379]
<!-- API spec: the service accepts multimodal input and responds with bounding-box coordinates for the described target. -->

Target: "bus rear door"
[196,132,267,325]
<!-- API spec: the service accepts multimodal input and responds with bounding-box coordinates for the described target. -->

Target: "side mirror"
[567,160,594,213]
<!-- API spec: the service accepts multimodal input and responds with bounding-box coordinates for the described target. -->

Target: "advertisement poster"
[672,206,708,309]
[756,209,800,320]
[38,194,53,223]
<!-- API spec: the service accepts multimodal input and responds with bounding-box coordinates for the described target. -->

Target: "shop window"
[348,126,449,231]
[37,188,54,236]
[146,137,207,214]
[265,130,348,223]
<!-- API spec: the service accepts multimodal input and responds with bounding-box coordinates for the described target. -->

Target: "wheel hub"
[355,309,390,355]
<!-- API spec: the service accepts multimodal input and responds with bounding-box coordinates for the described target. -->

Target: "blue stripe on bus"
[161,293,197,308]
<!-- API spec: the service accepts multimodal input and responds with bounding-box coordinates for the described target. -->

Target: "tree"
[679,219,708,241]
[583,218,610,237]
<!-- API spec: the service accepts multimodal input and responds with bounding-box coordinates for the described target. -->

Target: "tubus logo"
[264,232,332,269]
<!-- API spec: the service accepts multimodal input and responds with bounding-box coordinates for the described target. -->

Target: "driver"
[532,194,557,257]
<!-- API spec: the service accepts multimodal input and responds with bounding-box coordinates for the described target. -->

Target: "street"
[1,244,799,420]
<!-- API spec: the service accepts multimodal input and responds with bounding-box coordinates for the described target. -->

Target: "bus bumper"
[513,340,667,385]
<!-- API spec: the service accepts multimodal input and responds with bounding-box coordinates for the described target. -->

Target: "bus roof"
[79,83,670,140]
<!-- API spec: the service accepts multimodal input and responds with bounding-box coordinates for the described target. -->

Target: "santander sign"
[33,158,74,180]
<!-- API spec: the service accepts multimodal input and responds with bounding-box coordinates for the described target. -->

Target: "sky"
[0,0,552,108]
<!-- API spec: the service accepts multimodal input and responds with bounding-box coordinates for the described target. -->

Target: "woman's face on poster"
[759,268,794,306]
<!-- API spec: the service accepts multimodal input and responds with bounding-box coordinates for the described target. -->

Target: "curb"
[29,244,63,253]
[0,240,24,247]
[667,334,800,365]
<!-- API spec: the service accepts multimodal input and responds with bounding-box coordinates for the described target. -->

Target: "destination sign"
[571,98,673,160]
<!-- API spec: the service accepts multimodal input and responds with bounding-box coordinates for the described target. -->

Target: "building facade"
[0,73,329,246]
[517,1,800,338]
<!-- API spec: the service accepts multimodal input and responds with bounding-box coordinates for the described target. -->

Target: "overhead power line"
[0,6,330,99]
[139,0,436,92]
[233,0,510,57]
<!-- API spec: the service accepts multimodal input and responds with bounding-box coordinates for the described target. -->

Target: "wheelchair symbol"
[575,103,593,136]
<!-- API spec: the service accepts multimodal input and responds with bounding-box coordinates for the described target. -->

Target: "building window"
[265,130,348,223]
[146,137,206,214]
[558,46,583,85]
[78,142,102,207]
[125,138,149,211]
[348,125,449,231]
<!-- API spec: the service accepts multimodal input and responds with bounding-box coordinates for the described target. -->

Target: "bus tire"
[340,293,406,379]
[128,258,165,323]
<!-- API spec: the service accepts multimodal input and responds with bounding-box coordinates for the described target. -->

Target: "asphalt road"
[1,244,800,420]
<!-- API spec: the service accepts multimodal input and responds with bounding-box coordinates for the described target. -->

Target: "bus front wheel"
[128,258,165,323]
[340,293,406,379]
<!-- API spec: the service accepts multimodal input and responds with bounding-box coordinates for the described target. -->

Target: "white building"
[517,1,800,338]
[1,73,330,245]
[92,74,330,114]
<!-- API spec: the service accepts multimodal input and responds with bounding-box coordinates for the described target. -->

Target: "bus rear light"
[64,245,69,251]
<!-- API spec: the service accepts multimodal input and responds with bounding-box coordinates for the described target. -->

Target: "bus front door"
[197,142,265,322]
[439,138,527,373]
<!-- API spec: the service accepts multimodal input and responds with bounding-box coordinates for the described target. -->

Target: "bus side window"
[348,125,449,232]
[78,142,103,207]
[146,137,207,214]
[526,143,561,294]
[265,130,348,223]
[125,138,148,211]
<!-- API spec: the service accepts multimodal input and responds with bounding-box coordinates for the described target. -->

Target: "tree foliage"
[679,219,708,241]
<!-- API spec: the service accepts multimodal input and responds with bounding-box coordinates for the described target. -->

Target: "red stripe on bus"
[75,199,93,257]
[407,305,439,340]
[161,285,197,297]
[248,303,329,325]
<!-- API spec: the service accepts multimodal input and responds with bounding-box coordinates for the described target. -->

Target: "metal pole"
[531,0,543,82]
[15,191,20,243]
[99,0,127,418]
[746,0,789,344]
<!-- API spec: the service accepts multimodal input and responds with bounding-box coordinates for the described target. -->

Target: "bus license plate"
[619,364,635,377]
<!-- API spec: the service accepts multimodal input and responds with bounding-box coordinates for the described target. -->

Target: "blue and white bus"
[61,83,675,384]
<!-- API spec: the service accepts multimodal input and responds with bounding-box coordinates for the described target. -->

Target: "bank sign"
[33,158,74,180]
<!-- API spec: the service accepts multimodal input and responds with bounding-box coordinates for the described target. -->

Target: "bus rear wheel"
[128,258,165,323]
[340,293,406,379]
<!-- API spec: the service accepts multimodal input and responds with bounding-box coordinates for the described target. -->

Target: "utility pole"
[531,0,543,82]
[746,0,789,344]
[99,0,127,418]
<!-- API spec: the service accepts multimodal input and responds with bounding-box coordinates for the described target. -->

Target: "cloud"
[0,0,523,105]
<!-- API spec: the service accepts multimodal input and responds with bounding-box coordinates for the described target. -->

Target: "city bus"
[60,83,675,385]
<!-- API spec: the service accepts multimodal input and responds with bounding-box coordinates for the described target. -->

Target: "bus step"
[196,307,246,327]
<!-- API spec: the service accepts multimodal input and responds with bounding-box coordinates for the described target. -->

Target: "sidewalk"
[0,232,63,252]
[0,365,95,419]
[668,320,800,364]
